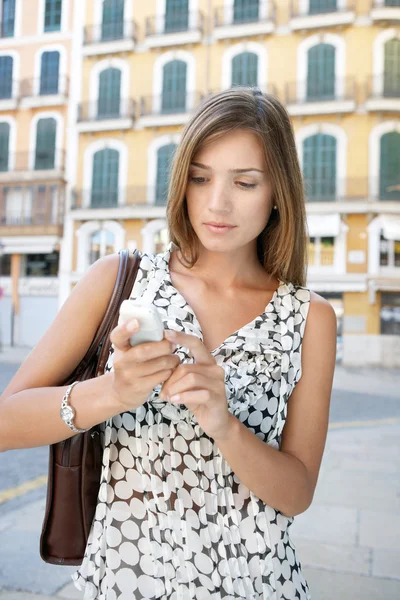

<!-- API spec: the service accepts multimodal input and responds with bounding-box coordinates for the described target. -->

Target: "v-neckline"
[163,243,285,354]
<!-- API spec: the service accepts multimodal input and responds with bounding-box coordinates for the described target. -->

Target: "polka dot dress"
[72,242,312,599]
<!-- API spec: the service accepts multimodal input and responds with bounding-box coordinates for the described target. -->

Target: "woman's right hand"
[109,319,180,411]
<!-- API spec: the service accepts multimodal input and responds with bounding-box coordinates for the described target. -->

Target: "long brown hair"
[166,87,308,287]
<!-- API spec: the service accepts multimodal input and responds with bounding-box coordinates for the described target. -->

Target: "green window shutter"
[383,39,400,98]
[156,144,176,206]
[309,0,337,15]
[1,0,16,37]
[98,68,121,118]
[91,148,119,208]
[0,56,13,99]
[101,0,124,41]
[40,51,60,95]
[161,60,187,113]
[303,133,336,201]
[44,0,62,32]
[231,52,258,87]
[306,44,335,101]
[165,0,189,33]
[380,132,400,201]
[35,118,56,170]
[0,122,10,172]
[233,0,259,23]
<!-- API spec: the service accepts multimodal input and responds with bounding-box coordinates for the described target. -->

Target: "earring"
[273,205,278,210]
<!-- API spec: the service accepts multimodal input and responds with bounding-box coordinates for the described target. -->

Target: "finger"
[164,330,215,365]
[159,364,222,399]
[168,389,211,406]
[164,372,215,398]
[123,353,180,378]
[129,339,177,363]
[110,318,140,351]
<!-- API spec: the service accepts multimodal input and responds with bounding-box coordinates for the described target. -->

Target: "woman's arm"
[0,254,124,451]
[213,292,337,517]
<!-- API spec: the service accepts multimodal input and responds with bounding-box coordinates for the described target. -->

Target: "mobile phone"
[118,300,165,347]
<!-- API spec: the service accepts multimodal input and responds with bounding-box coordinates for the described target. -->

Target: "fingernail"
[127,319,139,333]
[165,330,176,341]
[170,394,180,403]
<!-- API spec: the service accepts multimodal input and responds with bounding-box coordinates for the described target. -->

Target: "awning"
[0,236,59,254]
[306,213,341,237]
[381,215,400,241]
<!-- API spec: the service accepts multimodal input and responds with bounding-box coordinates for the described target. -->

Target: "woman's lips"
[204,223,236,234]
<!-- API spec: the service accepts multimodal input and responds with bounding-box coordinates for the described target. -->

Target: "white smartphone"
[118,300,165,347]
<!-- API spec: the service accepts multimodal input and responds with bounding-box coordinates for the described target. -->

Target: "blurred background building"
[0,0,399,367]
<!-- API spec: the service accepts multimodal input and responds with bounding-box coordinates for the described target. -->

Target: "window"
[308,236,335,267]
[44,0,62,32]
[91,148,119,208]
[40,51,60,95]
[233,0,259,24]
[161,60,187,114]
[231,52,258,87]
[0,122,10,171]
[379,232,400,268]
[97,67,121,118]
[24,252,59,277]
[154,227,169,254]
[34,117,56,170]
[155,143,176,205]
[1,0,16,37]
[303,133,337,201]
[101,0,124,41]
[379,131,400,201]
[0,55,13,99]
[309,0,337,15]
[0,253,11,276]
[89,229,115,265]
[383,39,400,98]
[164,0,189,33]
[380,293,400,336]
[307,44,335,101]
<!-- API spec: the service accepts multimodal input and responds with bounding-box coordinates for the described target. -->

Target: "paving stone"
[360,510,400,551]
[294,538,371,575]
[304,567,400,600]
[56,582,82,599]
[290,504,358,546]
[372,548,400,580]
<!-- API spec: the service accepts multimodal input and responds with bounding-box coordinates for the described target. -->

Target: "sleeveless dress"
[72,242,312,600]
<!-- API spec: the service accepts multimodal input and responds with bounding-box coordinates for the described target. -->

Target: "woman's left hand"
[159,329,233,440]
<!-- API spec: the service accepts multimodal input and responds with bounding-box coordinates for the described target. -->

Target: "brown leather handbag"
[40,248,141,566]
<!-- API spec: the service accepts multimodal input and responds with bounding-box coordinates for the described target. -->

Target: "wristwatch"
[60,381,90,433]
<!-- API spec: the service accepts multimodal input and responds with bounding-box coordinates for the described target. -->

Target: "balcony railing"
[71,186,169,210]
[146,10,204,36]
[77,99,136,122]
[285,77,356,104]
[19,76,69,98]
[0,150,65,173]
[366,75,400,100]
[372,0,400,8]
[0,78,18,101]
[290,0,355,18]
[139,91,203,117]
[84,20,138,44]
[0,183,65,226]
[214,1,275,27]
[303,178,400,202]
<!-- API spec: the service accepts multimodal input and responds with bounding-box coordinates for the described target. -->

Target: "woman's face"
[186,129,274,255]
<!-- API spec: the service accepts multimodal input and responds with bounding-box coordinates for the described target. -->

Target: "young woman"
[0,87,337,599]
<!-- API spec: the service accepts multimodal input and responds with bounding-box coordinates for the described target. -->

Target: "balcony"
[370,0,400,23]
[365,75,400,112]
[213,1,275,40]
[70,186,168,220]
[303,177,400,213]
[19,76,69,108]
[289,0,355,30]
[83,20,137,55]
[0,182,65,235]
[77,99,136,132]
[0,150,65,182]
[285,77,356,115]
[0,79,19,110]
[138,91,203,127]
[145,11,204,48]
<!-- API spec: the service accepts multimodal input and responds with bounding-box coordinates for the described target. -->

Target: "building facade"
[1,0,400,366]
[0,0,76,347]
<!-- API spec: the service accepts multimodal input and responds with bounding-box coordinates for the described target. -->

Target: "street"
[0,357,400,599]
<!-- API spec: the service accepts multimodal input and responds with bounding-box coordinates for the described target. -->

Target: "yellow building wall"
[346,214,368,274]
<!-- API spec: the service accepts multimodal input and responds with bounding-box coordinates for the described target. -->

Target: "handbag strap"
[69,248,142,381]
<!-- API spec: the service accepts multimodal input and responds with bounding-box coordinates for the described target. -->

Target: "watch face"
[60,406,74,421]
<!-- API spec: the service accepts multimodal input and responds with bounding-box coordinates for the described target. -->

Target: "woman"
[0,87,337,599]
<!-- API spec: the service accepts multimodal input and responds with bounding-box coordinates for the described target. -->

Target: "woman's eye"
[238,182,257,189]
[189,177,256,189]
[190,177,206,184]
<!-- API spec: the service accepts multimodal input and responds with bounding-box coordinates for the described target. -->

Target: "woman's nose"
[207,183,232,213]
